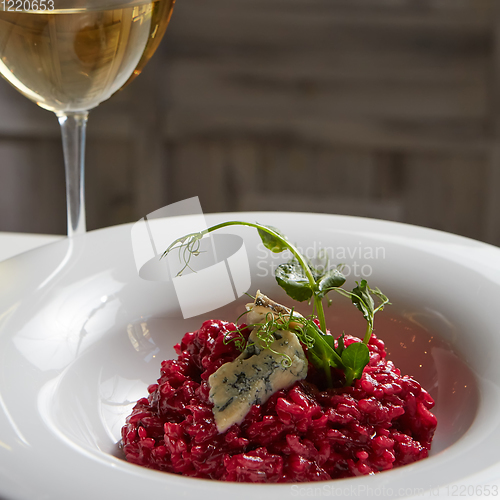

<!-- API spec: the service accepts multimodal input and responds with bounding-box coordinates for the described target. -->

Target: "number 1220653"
[1,0,55,11]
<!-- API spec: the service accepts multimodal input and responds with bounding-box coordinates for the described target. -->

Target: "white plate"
[0,212,499,500]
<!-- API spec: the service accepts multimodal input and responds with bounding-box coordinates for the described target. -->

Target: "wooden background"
[1,0,500,245]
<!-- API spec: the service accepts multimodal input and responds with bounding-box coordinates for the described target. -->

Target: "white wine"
[0,0,175,112]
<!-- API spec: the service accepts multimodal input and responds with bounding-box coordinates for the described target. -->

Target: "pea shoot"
[163,221,389,387]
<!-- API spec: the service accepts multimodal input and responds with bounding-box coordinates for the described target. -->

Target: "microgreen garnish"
[221,324,247,351]
[335,280,390,343]
[163,221,389,387]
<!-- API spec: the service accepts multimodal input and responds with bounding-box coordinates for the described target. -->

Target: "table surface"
[0,231,63,262]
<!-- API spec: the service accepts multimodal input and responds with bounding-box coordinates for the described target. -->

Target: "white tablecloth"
[0,232,63,262]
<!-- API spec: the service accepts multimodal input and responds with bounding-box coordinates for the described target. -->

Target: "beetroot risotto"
[121,318,437,481]
[121,222,437,482]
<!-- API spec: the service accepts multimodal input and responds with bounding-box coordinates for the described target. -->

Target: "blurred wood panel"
[0,139,66,233]
[165,0,491,147]
[0,0,499,247]
[0,137,135,234]
[485,7,500,245]
[167,0,493,38]
[404,153,487,241]
[85,139,135,231]
[171,138,402,220]
[169,140,232,213]
[167,60,488,122]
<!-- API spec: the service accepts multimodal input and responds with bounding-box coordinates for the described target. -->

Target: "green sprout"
[163,221,389,387]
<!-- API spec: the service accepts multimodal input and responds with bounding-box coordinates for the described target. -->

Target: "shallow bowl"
[0,212,498,500]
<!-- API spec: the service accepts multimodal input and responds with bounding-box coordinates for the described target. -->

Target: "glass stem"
[57,111,88,237]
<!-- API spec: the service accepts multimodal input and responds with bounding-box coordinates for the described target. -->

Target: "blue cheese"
[208,293,307,433]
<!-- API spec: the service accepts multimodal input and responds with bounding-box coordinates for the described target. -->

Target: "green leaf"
[322,334,335,351]
[335,332,345,357]
[371,287,390,312]
[351,280,375,326]
[257,225,289,253]
[307,349,323,369]
[341,342,370,386]
[275,261,314,302]
[316,268,346,299]
[302,321,344,370]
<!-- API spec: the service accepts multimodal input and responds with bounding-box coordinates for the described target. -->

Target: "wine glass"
[0,0,175,236]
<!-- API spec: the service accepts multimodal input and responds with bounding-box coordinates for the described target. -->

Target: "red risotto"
[121,319,437,482]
